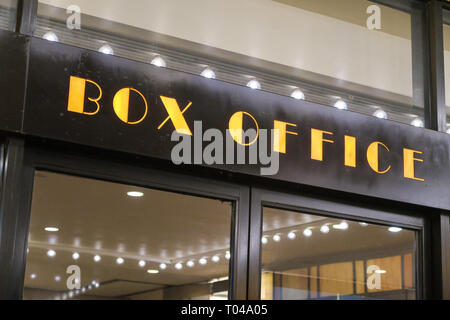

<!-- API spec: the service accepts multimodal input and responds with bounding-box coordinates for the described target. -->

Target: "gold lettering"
[112,88,148,124]
[345,135,356,167]
[67,76,102,115]
[158,96,192,135]
[311,129,334,161]
[228,111,259,146]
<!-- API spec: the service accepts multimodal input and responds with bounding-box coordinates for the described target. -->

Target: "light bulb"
[287,231,296,240]
[272,234,281,242]
[201,67,215,79]
[320,225,330,234]
[95,282,100,288]
[261,236,268,244]
[147,269,159,274]
[47,249,56,257]
[98,44,113,55]
[127,191,143,197]
[72,252,80,260]
[43,31,58,42]
[291,89,305,100]
[138,260,146,267]
[212,255,220,263]
[175,263,183,270]
[334,99,347,110]
[159,263,167,270]
[247,79,261,90]
[30,273,37,279]
[187,260,195,268]
[93,255,101,262]
[373,109,387,119]
[411,118,424,127]
[388,227,402,233]
[303,229,312,237]
[116,257,124,265]
[225,251,231,260]
[199,258,207,265]
[151,55,166,67]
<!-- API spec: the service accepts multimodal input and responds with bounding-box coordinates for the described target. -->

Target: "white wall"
[40,0,413,97]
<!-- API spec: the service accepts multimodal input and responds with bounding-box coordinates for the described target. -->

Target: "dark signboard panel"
[23,38,450,210]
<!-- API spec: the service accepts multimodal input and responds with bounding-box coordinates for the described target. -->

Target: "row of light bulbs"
[30,247,231,274]
[261,222,403,244]
[41,31,449,132]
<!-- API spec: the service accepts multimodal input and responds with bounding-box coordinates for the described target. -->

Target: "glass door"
[249,188,423,300]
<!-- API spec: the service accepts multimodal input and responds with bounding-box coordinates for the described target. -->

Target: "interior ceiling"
[24,170,415,299]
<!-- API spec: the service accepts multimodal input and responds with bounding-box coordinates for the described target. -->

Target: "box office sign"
[23,38,450,210]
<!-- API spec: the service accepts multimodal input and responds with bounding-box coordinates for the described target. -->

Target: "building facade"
[0,0,449,300]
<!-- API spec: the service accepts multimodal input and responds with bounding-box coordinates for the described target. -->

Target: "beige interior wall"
[39,0,413,97]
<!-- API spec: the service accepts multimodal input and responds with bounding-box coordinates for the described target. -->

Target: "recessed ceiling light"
[225,251,231,260]
[159,263,167,270]
[201,67,216,79]
[44,227,59,232]
[334,99,348,110]
[247,79,261,90]
[43,31,58,42]
[212,255,220,263]
[54,275,61,282]
[359,222,369,227]
[287,231,297,240]
[303,229,312,237]
[199,258,207,265]
[261,236,268,244]
[127,191,143,197]
[175,263,183,270]
[333,222,349,230]
[30,273,37,279]
[147,269,159,274]
[272,234,281,242]
[116,257,124,264]
[47,249,56,257]
[320,225,330,234]
[388,227,402,233]
[72,252,80,260]
[373,109,387,119]
[411,118,424,128]
[151,55,166,67]
[98,44,113,55]
[95,282,100,288]
[93,255,101,262]
[138,260,146,267]
[291,89,305,100]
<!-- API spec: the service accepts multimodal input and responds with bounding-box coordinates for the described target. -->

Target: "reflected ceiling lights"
[187,260,195,268]
[287,231,297,240]
[375,269,387,274]
[138,260,146,267]
[225,251,231,260]
[359,222,369,227]
[44,227,59,232]
[388,227,402,233]
[43,31,58,42]
[247,79,261,90]
[333,221,349,230]
[261,236,268,244]
[212,255,220,263]
[291,89,305,100]
[174,263,183,270]
[272,234,281,242]
[151,55,166,67]
[201,67,216,79]
[116,257,124,264]
[334,99,348,110]
[98,44,114,55]
[320,224,330,234]
[47,249,56,257]
[54,275,61,282]
[30,274,36,279]
[72,252,80,260]
[159,263,167,270]
[127,191,144,197]
[199,258,207,265]
[93,254,101,262]
[147,269,159,274]
[303,228,312,237]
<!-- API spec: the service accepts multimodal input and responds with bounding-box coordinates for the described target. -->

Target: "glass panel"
[24,171,233,300]
[35,0,422,126]
[0,0,18,31]
[260,207,417,300]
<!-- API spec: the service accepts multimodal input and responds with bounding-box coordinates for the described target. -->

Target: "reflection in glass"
[0,0,18,31]
[261,207,416,300]
[24,171,232,300]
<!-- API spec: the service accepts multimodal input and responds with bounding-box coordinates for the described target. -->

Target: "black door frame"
[0,137,250,299]
[247,187,427,300]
